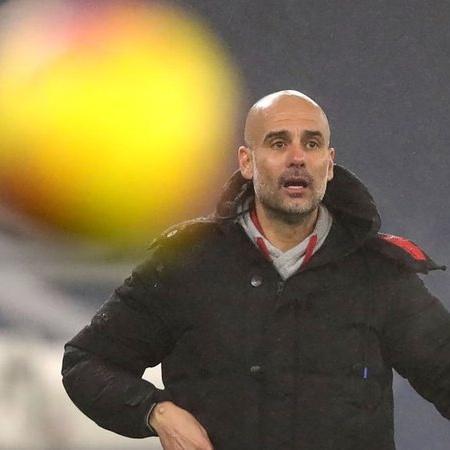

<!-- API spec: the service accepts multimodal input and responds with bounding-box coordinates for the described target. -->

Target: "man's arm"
[382,268,450,419]
[61,256,176,438]
[62,345,169,437]
[62,244,216,449]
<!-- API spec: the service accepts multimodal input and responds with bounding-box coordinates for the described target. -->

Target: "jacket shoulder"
[148,216,219,251]
[365,232,446,274]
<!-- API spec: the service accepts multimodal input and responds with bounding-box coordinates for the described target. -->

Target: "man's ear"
[238,145,253,180]
[327,147,335,181]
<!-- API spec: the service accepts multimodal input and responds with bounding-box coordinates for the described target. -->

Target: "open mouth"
[282,179,309,189]
[280,176,311,197]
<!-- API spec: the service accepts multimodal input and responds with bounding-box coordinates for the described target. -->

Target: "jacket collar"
[215,164,380,240]
[212,164,381,270]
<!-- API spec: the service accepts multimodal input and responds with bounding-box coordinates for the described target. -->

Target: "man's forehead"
[255,108,329,143]
[262,109,327,127]
[244,91,331,147]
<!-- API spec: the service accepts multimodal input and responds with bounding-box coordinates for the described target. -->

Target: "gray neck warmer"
[237,199,333,280]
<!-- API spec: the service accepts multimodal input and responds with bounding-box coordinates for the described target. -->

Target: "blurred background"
[0,0,449,448]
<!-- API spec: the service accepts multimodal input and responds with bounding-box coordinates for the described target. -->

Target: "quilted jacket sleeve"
[382,268,450,419]
[61,249,178,438]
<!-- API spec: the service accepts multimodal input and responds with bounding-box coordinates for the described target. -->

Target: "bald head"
[244,90,331,148]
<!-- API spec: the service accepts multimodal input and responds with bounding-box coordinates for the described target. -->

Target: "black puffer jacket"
[62,165,450,450]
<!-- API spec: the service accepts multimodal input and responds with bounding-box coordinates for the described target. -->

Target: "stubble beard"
[254,180,322,226]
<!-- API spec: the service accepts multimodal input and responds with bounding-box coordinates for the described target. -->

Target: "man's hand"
[149,401,214,450]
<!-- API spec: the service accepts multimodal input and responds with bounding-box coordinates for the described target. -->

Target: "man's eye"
[306,141,319,149]
[272,141,286,149]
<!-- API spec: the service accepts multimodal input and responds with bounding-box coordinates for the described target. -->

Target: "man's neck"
[254,201,319,252]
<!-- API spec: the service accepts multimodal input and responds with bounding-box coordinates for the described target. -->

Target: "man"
[62,90,450,450]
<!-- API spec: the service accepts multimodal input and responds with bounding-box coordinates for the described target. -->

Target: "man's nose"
[287,143,306,167]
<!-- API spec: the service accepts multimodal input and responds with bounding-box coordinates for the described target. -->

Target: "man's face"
[239,97,335,223]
